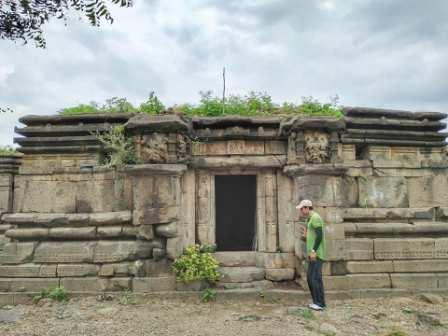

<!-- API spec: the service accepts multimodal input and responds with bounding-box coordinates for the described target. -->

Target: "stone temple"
[0,107,447,294]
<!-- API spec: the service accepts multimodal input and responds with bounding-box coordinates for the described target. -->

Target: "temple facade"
[0,107,447,293]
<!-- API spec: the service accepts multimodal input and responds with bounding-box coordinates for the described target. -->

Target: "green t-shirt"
[306,212,326,260]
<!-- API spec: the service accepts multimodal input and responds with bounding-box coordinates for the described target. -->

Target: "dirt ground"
[1,292,447,336]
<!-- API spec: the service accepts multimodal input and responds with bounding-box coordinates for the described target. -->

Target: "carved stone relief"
[139,133,169,163]
[304,131,330,163]
[137,133,191,163]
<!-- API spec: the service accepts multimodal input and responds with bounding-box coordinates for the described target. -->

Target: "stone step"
[219,267,265,283]
[216,280,273,290]
[213,252,258,267]
[342,208,434,222]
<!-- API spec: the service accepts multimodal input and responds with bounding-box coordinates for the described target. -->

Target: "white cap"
[296,199,312,209]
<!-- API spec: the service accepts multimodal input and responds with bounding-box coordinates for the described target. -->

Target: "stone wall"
[1,108,447,293]
[0,164,187,293]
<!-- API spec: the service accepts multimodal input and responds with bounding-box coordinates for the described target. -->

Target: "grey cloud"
[1,0,448,146]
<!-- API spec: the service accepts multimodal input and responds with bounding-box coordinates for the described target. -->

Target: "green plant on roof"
[58,92,343,118]
[0,145,17,155]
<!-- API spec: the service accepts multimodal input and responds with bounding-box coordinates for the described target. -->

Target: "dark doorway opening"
[215,175,256,251]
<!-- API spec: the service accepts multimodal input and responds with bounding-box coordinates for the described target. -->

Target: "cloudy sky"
[1,0,448,146]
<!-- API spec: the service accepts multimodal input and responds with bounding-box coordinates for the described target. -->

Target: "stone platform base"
[1,288,447,306]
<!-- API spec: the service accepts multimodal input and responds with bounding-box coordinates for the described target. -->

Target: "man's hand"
[308,250,317,262]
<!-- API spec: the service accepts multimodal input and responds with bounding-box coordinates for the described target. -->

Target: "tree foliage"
[0,0,133,48]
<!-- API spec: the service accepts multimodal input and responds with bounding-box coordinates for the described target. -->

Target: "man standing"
[297,199,326,311]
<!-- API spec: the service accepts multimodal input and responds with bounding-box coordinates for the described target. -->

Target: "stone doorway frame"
[195,168,279,252]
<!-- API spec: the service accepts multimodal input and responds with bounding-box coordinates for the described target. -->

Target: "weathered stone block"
[265,141,286,155]
[75,178,132,212]
[325,240,345,261]
[348,274,391,289]
[374,238,435,260]
[346,261,393,274]
[391,273,438,289]
[256,253,295,269]
[358,177,408,208]
[265,268,295,281]
[219,267,265,283]
[342,207,434,221]
[5,228,49,240]
[93,241,153,263]
[166,237,181,260]
[60,278,104,292]
[325,224,345,240]
[345,239,373,261]
[155,222,178,238]
[435,238,448,258]
[57,264,99,277]
[323,274,391,290]
[294,239,306,259]
[408,175,448,207]
[133,276,176,292]
[133,206,178,226]
[8,278,59,292]
[48,227,96,239]
[104,278,132,291]
[153,248,166,261]
[133,176,178,213]
[393,260,448,273]
[0,264,56,277]
[137,225,154,240]
[0,242,36,264]
[214,252,257,267]
[295,175,358,207]
[34,242,96,263]
[144,259,171,276]
[14,179,77,213]
[97,226,123,238]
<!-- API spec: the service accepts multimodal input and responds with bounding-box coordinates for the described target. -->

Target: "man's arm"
[313,227,323,251]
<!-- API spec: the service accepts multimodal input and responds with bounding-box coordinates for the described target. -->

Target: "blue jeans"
[307,258,326,307]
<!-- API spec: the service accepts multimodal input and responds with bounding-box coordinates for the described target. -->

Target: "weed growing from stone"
[94,125,137,168]
[386,327,408,336]
[118,290,135,306]
[201,288,217,303]
[33,286,69,303]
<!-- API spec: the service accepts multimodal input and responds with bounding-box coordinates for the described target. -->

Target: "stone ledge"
[2,211,132,227]
[191,155,286,168]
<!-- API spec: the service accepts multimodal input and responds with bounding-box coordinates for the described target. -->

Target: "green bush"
[33,286,69,303]
[139,91,165,115]
[95,125,137,168]
[0,145,17,155]
[172,245,220,284]
[58,92,343,118]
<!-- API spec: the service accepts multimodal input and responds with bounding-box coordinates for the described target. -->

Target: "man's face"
[299,207,310,217]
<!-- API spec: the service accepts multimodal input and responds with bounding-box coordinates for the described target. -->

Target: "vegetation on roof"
[58,92,343,118]
[0,145,17,155]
